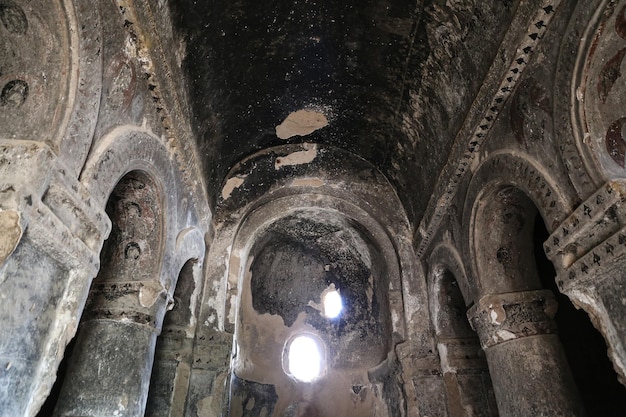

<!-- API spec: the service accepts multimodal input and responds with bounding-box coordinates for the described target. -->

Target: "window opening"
[285,334,324,383]
[322,284,342,319]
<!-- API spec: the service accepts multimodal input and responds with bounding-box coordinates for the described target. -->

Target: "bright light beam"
[323,289,342,319]
[288,335,322,382]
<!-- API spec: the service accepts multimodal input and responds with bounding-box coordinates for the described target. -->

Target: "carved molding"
[0,0,103,176]
[113,0,211,224]
[544,181,626,289]
[0,140,110,275]
[571,0,626,185]
[467,289,558,349]
[416,0,562,258]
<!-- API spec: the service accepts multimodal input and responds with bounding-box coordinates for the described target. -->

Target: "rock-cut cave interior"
[1,0,626,416]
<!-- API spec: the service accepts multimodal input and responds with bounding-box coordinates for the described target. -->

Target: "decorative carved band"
[82,280,165,327]
[545,181,626,290]
[467,289,558,349]
[416,0,561,258]
[0,141,110,273]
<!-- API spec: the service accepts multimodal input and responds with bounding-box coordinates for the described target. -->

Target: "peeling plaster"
[496,329,516,342]
[488,303,506,325]
[275,143,318,169]
[275,110,328,139]
[437,342,453,374]
[222,175,247,200]
[139,281,164,308]
[0,210,22,271]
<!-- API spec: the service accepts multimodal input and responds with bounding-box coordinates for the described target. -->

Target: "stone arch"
[461,152,622,416]
[52,168,167,416]
[225,193,407,417]
[555,0,626,191]
[44,127,183,416]
[466,187,584,415]
[428,244,472,308]
[464,150,626,415]
[461,152,573,300]
[80,125,179,283]
[427,244,498,417]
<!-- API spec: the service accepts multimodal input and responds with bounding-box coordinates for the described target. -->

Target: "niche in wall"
[230,208,394,417]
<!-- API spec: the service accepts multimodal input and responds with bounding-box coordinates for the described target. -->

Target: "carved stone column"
[468,290,585,417]
[396,342,448,417]
[436,337,497,417]
[545,181,626,384]
[0,142,109,417]
[53,281,166,417]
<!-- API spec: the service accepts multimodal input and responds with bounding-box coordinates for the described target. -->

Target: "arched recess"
[41,127,181,417]
[145,227,206,417]
[428,244,498,417]
[225,193,407,417]
[0,0,102,176]
[462,152,625,416]
[555,0,626,191]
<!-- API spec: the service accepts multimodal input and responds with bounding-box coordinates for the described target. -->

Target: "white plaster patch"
[139,281,164,308]
[0,209,22,271]
[490,309,500,324]
[221,175,247,200]
[437,342,453,374]
[488,303,505,325]
[391,309,401,331]
[228,294,238,324]
[496,329,517,342]
[275,109,328,139]
[275,143,318,169]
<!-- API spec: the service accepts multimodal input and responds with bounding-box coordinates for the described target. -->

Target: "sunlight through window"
[323,289,342,319]
[287,335,323,382]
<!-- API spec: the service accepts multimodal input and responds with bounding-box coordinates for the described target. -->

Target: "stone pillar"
[145,331,194,417]
[0,142,109,417]
[545,181,626,383]
[184,328,233,417]
[396,342,448,417]
[468,290,585,417]
[437,337,498,417]
[53,280,166,417]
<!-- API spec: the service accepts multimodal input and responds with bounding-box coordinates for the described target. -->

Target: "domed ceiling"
[169,0,517,223]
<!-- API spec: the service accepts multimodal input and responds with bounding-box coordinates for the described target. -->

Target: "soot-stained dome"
[169,0,518,222]
[247,211,391,369]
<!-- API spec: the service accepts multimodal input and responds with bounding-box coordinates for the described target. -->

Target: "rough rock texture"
[2,0,626,416]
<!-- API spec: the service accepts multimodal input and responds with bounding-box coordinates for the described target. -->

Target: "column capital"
[80,280,167,329]
[544,181,626,291]
[467,290,558,349]
[0,140,110,275]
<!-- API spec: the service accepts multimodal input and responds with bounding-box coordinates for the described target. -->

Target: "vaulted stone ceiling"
[169,0,518,223]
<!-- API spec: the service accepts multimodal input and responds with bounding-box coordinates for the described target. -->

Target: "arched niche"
[146,258,203,417]
[226,194,405,417]
[463,151,626,415]
[427,245,498,417]
[51,168,167,417]
[93,170,164,286]
[565,0,626,186]
[244,209,391,371]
